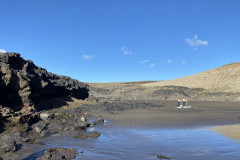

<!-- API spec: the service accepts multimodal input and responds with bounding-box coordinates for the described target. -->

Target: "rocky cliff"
[0,53,89,111]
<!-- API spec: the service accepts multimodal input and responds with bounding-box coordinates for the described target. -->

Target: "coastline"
[90,100,240,128]
[1,100,240,160]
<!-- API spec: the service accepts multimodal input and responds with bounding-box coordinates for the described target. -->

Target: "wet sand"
[91,100,240,128]
[212,124,240,141]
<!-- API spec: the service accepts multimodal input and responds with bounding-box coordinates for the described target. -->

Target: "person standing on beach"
[182,99,186,106]
[177,99,181,107]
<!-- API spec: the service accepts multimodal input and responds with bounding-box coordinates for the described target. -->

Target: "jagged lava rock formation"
[0,52,89,111]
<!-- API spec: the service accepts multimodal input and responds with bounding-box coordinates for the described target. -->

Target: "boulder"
[157,154,172,160]
[0,141,17,153]
[40,113,50,121]
[1,132,22,141]
[73,121,87,130]
[25,131,41,144]
[94,115,104,125]
[89,131,101,138]
[40,129,58,138]
[35,122,48,133]
[42,147,78,160]
[74,133,88,140]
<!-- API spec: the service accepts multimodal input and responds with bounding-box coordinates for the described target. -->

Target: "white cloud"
[167,60,172,64]
[0,49,7,53]
[185,35,208,48]
[181,60,186,64]
[82,54,95,60]
[121,47,126,50]
[121,46,133,55]
[140,60,151,64]
[149,63,156,68]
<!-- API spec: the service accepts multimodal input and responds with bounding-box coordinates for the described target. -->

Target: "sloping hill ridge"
[144,62,240,92]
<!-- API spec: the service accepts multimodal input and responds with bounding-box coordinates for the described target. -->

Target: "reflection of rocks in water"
[42,147,77,160]
[212,124,240,141]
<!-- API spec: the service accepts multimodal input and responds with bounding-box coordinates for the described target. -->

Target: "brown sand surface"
[90,100,240,128]
[212,124,240,141]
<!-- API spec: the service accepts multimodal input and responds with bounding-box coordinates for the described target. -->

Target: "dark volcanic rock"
[157,154,172,159]
[0,132,24,142]
[73,121,87,130]
[74,132,88,140]
[35,122,48,133]
[94,115,104,125]
[40,128,58,138]
[74,131,101,139]
[42,147,78,160]
[0,141,17,153]
[89,131,101,138]
[0,52,89,111]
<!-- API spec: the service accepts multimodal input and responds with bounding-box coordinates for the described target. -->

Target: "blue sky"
[0,0,240,82]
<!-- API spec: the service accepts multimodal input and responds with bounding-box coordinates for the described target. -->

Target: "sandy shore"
[90,100,240,128]
[1,100,240,160]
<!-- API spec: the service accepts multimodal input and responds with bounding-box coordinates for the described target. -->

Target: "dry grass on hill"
[143,62,240,92]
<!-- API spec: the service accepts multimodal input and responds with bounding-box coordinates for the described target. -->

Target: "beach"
[1,100,240,160]
[90,100,240,128]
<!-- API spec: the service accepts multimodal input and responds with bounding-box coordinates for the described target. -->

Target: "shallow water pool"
[37,124,240,160]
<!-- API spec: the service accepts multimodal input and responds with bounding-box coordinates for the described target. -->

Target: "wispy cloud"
[181,60,186,64]
[82,54,95,60]
[0,49,7,53]
[185,35,208,49]
[121,47,133,55]
[149,63,156,68]
[167,60,172,64]
[140,60,151,64]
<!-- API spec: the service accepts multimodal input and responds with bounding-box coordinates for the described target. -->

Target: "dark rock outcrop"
[0,141,18,153]
[89,131,101,138]
[42,147,78,160]
[74,132,89,140]
[0,52,89,111]
[74,131,101,139]
[157,154,172,160]
[94,115,104,125]
[34,122,48,134]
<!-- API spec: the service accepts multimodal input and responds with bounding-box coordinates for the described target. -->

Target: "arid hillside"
[90,63,240,101]
[144,63,240,92]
